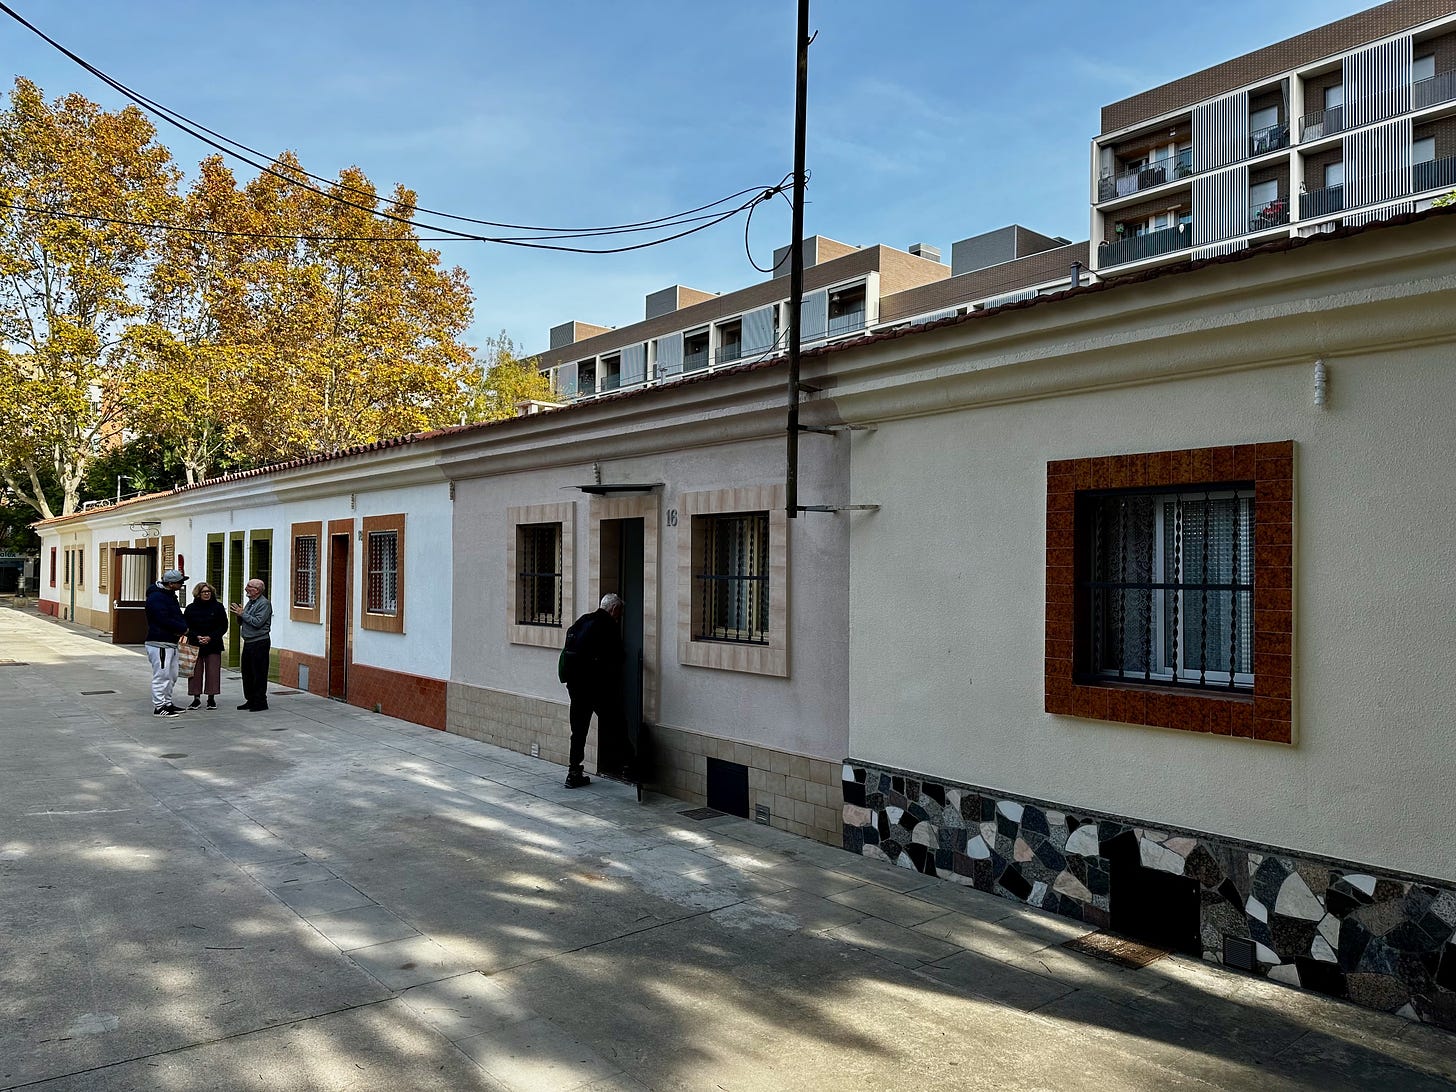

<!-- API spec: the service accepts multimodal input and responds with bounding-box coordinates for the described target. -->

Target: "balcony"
[1300,105,1345,142]
[682,349,710,373]
[1299,184,1344,219]
[716,344,743,366]
[1414,69,1456,110]
[1249,194,1290,231]
[1250,122,1290,156]
[827,308,866,337]
[1415,153,1456,194]
[1098,223,1193,268]
[1098,148,1194,202]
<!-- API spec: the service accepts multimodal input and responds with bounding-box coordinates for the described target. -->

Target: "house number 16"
[666,509,678,526]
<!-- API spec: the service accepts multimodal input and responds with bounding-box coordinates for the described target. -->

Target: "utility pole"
[786,0,809,519]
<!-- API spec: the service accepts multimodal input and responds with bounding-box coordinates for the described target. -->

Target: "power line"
[0,1,786,251]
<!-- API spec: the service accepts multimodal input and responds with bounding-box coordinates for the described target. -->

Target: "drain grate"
[680,807,726,821]
[80,690,116,695]
[0,661,30,666]
[160,753,187,759]
[269,690,301,696]
[1062,931,1169,969]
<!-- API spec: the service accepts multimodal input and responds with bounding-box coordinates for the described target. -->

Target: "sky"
[2,1,1375,356]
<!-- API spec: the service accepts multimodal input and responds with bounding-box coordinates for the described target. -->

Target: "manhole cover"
[1062,932,1169,969]
[680,807,726,821]
[160,753,187,759]
[80,690,116,695]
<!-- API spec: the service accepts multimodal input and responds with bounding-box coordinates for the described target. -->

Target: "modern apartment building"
[1091,0,1456,272]
[534,226,1088,401]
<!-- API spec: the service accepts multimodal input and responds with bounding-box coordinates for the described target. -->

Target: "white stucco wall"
[846,324,1456,880]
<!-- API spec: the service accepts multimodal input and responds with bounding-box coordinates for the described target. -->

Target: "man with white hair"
[557,593,629,788]
[229,578,272,712]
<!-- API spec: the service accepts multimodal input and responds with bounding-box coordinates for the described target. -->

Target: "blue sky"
[3,1,1371,355]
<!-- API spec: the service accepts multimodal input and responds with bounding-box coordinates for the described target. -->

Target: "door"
[110,547,156,644]
[227,535,244,667]
[616,518,645,743]
[328,532,351,699]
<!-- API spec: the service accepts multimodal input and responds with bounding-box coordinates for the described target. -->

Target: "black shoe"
[206,697,216,709]
[154,706,180,718]
[237,703,252,710]
[189,698,201,709]
[564,770,591,788]
[249,705,267,712]
[164,703,186,714]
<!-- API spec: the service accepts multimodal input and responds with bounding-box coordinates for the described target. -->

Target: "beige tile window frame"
[588,493,660,723]
[677,485,787,677]
[506,502,574,648]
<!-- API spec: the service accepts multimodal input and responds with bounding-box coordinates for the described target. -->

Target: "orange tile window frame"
[360,513,405,634]
[290,521,323,624]
[1045,442,1293,744]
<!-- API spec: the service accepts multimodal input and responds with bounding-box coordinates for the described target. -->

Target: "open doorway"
[327,524,352,699]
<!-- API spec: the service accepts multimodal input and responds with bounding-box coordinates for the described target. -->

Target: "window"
[1325,84,1344,110]
[693,513,770,644]
[678,486,787,676]
[599,353,621,392]
[577,359,596,397]
[683,329,710,373]
[49,547,56,587]
[98,544,110,592]
[1249,106,1278,132]
[507,504,574,647]
[828,283,867,336]
[249,533,272,600]
[291,521,322,624]
[361,513,406,633]
[367,533,397,614]
[1414,54,1435,84]
[517,523,562,626]
[1083,488,1254,690]
[77,549,84,589]
[716,319,743,365]
[1414,136,1436,165]
[1248,180,1278,209]
[1045,443,1293,743]
[1325,161,1345,189]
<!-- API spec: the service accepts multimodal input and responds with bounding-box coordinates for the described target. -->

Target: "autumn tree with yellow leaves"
[2,78,492,513]
[0,77,178,518]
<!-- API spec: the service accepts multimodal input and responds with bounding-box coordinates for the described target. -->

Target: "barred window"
[293,535,319,608]
[367,530,399,615]
[1083,486,1254,691]
[516,523,562,626]
[694,512,770,644]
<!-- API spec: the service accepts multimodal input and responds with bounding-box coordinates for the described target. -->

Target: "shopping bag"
[177,640,199,679]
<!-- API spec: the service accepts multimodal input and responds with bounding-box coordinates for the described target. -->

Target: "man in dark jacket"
[144,569,190,717]
[560,593,627,788]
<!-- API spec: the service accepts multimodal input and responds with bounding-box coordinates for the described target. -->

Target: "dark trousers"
[566,682,630,772]
[241,638,270,709]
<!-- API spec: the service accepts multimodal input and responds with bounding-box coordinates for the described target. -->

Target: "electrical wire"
[0,1,786,250]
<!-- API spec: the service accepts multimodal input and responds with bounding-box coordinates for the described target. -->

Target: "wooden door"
[110,547,156,644]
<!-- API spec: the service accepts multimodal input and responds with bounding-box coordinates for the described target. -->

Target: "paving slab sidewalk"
[2,605,1453,1091]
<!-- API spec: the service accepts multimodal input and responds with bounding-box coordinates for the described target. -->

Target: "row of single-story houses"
[36,207,1456,1030]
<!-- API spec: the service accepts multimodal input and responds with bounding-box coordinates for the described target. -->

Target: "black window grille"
[517,523,562,626]
[293,535,319,608]
[1083,486,1254,691]
[367,530,398,615]
[695,513,770,644]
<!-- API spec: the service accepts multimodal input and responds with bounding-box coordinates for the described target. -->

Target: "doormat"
[680,807,727,821]
[1062,932,1170,969]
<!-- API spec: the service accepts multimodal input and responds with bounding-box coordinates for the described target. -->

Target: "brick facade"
[279,647,446,731]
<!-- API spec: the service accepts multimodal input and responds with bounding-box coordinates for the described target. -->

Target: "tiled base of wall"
[447,682,842,845]
[37,598,58,617]
[279,649,446,731]
[843,761,1456,1030]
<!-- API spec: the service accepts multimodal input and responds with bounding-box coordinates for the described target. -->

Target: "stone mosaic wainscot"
[842,762,1456,1030]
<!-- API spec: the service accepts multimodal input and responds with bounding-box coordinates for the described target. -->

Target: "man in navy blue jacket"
[144,569,190,717]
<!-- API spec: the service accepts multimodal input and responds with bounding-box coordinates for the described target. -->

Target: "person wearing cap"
[144,569,191,717]
[229,578,272,712]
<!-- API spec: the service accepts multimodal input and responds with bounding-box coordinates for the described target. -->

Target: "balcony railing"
[1098,223,1192,267]
[1415,153,1456,194]
[1249,122,1290,156]
[682,349,710,373]
[1249,194,1290,232]
[716,344,742,366]
[1299,184,1344,219]
[1414,69,1456,110]
[1098,148,1194,202]
[827,309,866,336]
[1300,105,1345,142]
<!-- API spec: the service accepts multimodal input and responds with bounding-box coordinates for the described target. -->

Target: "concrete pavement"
[1,603,1453,1091]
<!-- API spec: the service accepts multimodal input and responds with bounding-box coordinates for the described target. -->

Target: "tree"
[223,155,480,461]
[0,78,180,517]
[465,331,557,422]
[1434,189,1456,208]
